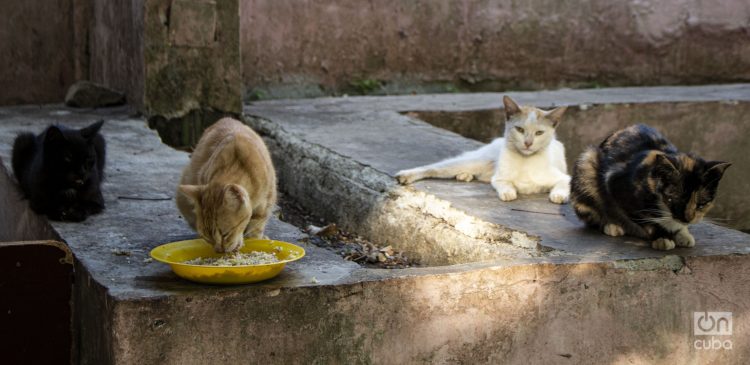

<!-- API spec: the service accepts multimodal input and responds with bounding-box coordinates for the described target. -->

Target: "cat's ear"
[81,120,104,140]
[223,184,249,211]
[178,185,203,203]
[45,126,66,145]
[704,161,731,181]
[654,153,679,178]
[503,96,522,120]
[546,106,567,128]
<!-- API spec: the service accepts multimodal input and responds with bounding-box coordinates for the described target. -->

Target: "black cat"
[570,124,730,250]
[12,120,106,222]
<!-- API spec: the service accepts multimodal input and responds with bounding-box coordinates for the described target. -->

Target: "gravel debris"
[277,192,418,269]
[111,249,131,256]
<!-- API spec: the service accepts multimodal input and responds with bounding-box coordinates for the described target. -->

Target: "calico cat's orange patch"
[678,154,696,172]
[640,150,664,166]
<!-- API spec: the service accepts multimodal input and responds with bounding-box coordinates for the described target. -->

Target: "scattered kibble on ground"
[277,192,417,269]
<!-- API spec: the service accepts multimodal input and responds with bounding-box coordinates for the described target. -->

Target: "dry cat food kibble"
[185,251,280,266]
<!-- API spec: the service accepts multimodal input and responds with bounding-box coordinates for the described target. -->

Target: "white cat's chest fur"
[493,138,568,194]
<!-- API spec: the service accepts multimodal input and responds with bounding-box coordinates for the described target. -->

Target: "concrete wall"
[3,0,749,104]
[240,0,750,98]
[0,0,81,104]
[89,0,145,109]
[143,0,241,118]
[0,0,141,106]
[0,157,60,242]
[100,255,750,364]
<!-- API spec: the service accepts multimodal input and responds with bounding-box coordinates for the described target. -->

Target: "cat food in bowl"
[150,238,305,284]
[184,251,280,266]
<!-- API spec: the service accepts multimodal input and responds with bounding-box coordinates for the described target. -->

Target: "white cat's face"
[506,114,556,155]
[502,96,566,156]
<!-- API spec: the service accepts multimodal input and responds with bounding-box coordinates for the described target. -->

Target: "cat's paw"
[455,173,474,182]
[497,187,518,201]
[651,237,676,251]
[61,208,87,222]
[549,190,569,204]
[395,170,418,185]
[603,223,625,237]
[674,229,695,248]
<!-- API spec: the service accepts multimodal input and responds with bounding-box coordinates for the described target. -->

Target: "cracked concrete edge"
[611,255,686,272]
[384,189,542,250]
[242,115,550,265]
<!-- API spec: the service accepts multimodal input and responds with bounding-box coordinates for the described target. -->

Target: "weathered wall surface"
[3,0,748,104]
[240,0,750,98]
[89,0,145,109]
[108,255,750,364]
[0,0,79,104]
[0,0,140,106]
[144,0,241,118]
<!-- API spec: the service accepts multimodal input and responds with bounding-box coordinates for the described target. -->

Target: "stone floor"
[1,85,749,363]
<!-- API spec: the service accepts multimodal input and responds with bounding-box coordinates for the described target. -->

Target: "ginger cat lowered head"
[176,118,277,253]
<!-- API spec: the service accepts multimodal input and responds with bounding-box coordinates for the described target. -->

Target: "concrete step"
[0,85,748,364]
[245,84,750,265]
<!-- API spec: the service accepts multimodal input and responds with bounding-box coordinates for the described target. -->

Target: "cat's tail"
[11,133,36,181]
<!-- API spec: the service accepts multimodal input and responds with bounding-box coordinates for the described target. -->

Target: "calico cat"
[570,124,730,250]
[11,120,106,222]
[396,96,570,204]
[176,118,277,253]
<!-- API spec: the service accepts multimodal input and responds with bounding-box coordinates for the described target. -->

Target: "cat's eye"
[535,131,544,136]
[515,127,525,133]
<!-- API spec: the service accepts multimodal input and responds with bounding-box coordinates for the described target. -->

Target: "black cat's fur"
[12,120,106,222]
[570,124,730,250]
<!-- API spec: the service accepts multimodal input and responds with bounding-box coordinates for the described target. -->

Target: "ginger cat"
[176,118,277,253]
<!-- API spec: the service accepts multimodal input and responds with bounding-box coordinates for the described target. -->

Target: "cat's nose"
[75,179,84,186]
[524,141,532,148]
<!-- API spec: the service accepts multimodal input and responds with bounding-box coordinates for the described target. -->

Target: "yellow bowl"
[150,238,305,285]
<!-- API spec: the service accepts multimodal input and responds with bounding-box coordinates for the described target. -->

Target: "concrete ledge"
[244,84,750,263]
[1,96,749,363]
[104,255,750,363]
[247,115,537,266]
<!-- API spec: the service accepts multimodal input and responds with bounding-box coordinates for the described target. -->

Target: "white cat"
[395,96,570,204]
